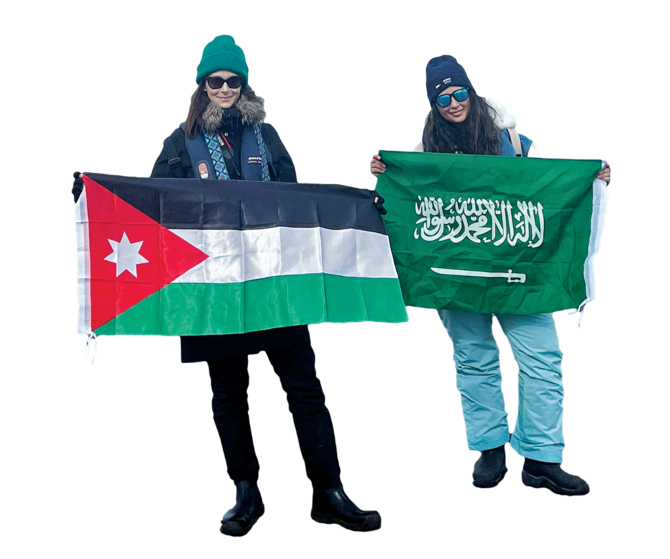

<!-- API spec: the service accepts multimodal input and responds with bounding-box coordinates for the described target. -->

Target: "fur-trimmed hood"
[484,97,519,130]
[201,89,266,132]
[235,89,266,125]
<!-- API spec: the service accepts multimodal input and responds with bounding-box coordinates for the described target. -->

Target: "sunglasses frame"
[205,75,244,90]
[435,87,470,108]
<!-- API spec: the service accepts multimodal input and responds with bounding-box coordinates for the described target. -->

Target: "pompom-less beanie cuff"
[196,35,249,84]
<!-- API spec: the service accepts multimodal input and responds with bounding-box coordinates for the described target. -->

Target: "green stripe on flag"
[94,274,408,335]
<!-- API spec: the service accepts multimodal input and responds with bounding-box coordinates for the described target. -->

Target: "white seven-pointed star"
[104,232,149,278]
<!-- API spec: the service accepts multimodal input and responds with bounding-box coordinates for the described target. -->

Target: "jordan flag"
[75,173,408,336]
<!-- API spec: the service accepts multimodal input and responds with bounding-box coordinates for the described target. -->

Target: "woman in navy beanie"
[371,55,610,496]
[149,35,381,536]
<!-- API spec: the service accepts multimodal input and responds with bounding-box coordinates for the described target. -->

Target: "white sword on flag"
[431,267,527,284]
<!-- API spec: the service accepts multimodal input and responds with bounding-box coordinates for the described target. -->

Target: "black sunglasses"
[435,88,469,108]
[205,75,244,90]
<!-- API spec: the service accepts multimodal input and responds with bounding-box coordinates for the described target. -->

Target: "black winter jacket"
[151,122,297,183]
[150,103,310,363]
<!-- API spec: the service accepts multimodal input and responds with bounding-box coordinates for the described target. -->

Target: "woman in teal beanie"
[195,35,249,85]
[151,35,381,537]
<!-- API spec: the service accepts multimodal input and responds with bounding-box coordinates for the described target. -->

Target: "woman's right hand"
[370,154,386,176]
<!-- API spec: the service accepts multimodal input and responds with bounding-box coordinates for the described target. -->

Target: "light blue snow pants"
[439,310,564,463]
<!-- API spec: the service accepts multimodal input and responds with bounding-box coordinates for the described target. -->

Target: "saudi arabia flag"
[75,173,408,335]
[375,151,608,315]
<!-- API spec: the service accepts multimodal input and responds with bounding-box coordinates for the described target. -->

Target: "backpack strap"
[163,133,185,178]
[180,122,217,179]
[507,128,523,157]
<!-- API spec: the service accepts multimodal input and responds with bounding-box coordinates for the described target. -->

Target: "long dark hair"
[423,90,501,155]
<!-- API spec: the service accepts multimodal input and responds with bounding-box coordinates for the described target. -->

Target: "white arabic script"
[414,196,545,248]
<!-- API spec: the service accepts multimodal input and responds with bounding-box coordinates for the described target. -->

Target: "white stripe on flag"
[584,172,609,304]
[75,189,91,334]
[171,227,398,283]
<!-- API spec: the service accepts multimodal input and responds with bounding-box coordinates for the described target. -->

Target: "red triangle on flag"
[83,175,209,331]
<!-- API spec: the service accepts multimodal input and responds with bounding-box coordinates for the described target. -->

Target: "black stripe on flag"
[86,173,386,234]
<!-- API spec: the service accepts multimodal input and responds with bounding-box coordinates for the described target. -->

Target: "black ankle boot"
[311,486,381,532]
[219,480,265,537]
[473,445,507,488]
[522,458,590,496]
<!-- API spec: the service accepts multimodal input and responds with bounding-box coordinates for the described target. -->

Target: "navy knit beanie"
[426,55,474,104]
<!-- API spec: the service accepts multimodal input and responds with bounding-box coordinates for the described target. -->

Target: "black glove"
[72,172,83,203]
[372,193,387,215]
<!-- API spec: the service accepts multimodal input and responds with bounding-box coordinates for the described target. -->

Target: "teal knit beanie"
[196,35,249,85]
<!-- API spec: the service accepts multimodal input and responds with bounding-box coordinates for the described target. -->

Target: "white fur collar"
[484,97,517,130]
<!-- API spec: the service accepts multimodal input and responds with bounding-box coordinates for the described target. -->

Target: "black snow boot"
[470,446,509,489]
[519,458,591,497]
[309,485,384,532]
[217,481,267,538]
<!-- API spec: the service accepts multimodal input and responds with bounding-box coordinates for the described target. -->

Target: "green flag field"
[375,151,608,315]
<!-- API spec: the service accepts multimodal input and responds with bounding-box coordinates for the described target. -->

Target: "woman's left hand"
[597,164,611,184]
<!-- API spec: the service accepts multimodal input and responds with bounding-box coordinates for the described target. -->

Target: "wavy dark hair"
[423,90,501,155]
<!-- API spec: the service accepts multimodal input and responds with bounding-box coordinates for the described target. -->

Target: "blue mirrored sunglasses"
[435,88,470,108]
